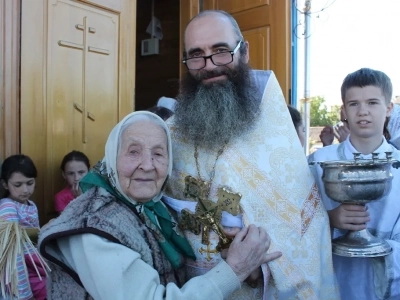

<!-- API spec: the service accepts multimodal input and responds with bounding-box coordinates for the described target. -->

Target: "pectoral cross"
[58,17,110,143]
[180,176,241,251]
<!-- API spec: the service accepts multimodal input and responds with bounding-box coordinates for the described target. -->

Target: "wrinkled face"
[184,14,249,85]
[62,161,89,188]
[2,172,36,204]
[116,121,169,203]
[343,85,392,142]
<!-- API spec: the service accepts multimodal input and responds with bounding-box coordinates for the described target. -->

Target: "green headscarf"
[80,111,195,269]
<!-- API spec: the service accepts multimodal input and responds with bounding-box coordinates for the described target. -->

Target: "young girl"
[0,154,48,300]
[54,150,90,214]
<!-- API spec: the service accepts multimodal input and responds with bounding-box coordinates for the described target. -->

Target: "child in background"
[319,107,351,147]
[288,105,306,147]
[308,68,400,299]
[54,150,90,214]
[147,106,174,121]
[0,154,48,300]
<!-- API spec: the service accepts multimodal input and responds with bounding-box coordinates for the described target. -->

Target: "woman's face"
[116,121,169,202]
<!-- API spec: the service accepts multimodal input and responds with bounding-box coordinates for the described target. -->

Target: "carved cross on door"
[57,16,110,143]
[73,102,95,142]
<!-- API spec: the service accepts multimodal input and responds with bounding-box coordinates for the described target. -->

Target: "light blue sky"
[296,0,400,106]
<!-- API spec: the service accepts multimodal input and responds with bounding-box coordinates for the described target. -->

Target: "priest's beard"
[174,60,259,150]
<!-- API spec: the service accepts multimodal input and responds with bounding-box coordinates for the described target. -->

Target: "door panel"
[78,0,122,12]
[179,0,200,78]
[20,0,132,224]
[0,0,20,160]
[214,0,269,13]
[82,8,119,157]
[47,0,119,210]
[243,27,270,70]
[48,0,84,175]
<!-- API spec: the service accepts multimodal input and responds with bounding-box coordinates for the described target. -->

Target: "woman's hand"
[222,227,262,287]
[244,267,262,288]
[225,225,281,283]
[328,204,369,230]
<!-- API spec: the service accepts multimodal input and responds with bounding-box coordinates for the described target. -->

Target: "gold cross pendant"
[199,242,219,261]
[181,176,242,250]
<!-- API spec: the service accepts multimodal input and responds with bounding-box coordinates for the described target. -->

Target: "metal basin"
[311,154,398,257]
[320,159,393,204]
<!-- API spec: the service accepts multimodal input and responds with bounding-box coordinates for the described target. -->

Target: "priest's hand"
[328,204,370,230]
[225,225,281,283]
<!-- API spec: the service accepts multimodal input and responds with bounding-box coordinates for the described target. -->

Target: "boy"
[308,68,400,299]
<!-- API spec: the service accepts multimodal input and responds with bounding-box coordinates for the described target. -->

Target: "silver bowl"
[320,159,393,205]
[314,153,398,257]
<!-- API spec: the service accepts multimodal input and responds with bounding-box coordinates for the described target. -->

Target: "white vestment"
[165,70,340,299]
[308,137,400,300]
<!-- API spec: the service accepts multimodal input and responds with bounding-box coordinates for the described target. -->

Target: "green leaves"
[310,96,341,126]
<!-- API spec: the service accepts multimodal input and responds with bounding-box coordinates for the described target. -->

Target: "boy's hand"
[328,204,370,230]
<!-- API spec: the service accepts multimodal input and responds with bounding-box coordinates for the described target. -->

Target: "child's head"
[341,68,393,105]
[1,154,37,203]
[340,68,393,143]
[288,105,305,147]
[147,106,174,121]
[61,151,90,188]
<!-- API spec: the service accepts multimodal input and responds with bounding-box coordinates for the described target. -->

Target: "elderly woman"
[38,111,279,300]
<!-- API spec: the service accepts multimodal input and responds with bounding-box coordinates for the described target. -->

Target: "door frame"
[0,0,20,161]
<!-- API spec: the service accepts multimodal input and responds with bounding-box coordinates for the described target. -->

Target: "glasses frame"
[182,41,242,70]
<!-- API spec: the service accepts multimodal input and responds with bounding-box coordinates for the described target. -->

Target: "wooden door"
[21,0,136,224]
[48,0,119,160]
[180,0,291,101]
[47,0,119,213]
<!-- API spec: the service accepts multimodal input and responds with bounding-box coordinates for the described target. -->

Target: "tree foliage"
[310,96,341,126]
